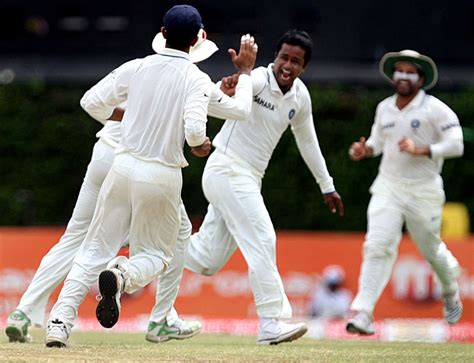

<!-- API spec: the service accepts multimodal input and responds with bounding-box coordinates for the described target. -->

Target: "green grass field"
[0,329,472,362]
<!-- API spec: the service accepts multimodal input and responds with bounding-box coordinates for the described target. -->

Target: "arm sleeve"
[80,59,140,123]
[365,104,384,156]
[291,90,335,194]
[207,74,252,120]
[184,68,211,147]
[429,102,464,159]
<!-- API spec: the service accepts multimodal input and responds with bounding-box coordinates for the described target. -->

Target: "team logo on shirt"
[253,95,275,111]
[288,109,296,120]
[411,119,420,130]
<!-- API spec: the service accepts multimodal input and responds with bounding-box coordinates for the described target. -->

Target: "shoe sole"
[5,326,26,343]
[145,327,202,343]
[346,322,375,335]
[96,270,120,329]
[258,325,308,345]
[45,340,66,348]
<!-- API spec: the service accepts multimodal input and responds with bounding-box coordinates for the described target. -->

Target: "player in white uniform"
[346,50,464,335]
[151,30,345,346]
[39,5,249,348]
[5,25,257,345]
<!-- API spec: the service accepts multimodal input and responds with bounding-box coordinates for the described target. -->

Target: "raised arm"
[207,34,258,120]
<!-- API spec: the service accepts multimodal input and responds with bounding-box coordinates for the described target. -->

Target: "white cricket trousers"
[351,174,460,314]
[149,203,192,324]
[49,153,182,328]
[16,138,114,326]
[174,151,292,319]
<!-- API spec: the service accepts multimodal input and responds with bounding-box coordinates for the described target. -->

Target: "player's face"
[393,62,423,97]
[273,43,306,93]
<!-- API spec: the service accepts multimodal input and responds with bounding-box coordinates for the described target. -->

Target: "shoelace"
[49,319,68,334]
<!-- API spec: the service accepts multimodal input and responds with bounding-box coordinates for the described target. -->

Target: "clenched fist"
[191,137,212,157]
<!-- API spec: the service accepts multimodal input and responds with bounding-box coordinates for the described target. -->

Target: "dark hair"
[276,29,313,66]
[166,30,199,49]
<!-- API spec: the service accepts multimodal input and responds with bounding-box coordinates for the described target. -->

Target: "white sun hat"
[379,49,438,90]
[152,28,218,63]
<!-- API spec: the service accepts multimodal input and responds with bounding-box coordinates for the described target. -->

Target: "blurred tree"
[0,82,472,230]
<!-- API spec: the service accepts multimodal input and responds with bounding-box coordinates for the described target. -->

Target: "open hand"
[228,34,258,75]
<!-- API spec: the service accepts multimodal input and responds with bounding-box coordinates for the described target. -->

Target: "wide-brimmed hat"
[152,28,218,63]
[379,49,438,90]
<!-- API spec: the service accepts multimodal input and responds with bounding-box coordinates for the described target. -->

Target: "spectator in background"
[310,265,352,319]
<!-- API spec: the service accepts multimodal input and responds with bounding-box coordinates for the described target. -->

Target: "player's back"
[118,50,209,167]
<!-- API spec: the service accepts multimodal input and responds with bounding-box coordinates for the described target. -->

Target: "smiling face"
[272,43,306,93]
[393,62,424,97]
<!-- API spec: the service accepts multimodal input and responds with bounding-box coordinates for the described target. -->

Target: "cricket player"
[5,26,257,345]
[151,29,344,346]
[38,4,249,348]
[346,50,464,335]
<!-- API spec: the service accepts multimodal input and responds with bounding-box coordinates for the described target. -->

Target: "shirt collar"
[390,89,426,110]
[157,47,190,61]
[409,89,426,107]
[267,63,297,97]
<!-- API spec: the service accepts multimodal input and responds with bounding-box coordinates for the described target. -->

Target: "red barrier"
[1,228,473,323]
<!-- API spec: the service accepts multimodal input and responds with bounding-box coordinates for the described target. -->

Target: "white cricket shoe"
[257,320,307,345]
[346,310,375,335]
[443,290,463,324]
[146,318,202,343]
[45,319,69,348]
[96,267,125,329]
[5,310,33,343]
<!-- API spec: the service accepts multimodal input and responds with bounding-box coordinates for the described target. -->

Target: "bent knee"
[363,239,397,259]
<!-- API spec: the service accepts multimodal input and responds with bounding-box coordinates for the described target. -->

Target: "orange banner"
[1,228,473,323]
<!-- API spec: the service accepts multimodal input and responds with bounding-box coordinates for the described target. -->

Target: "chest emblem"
[254,95,275,111]
[288,109,296,120]
[411,119,420,131]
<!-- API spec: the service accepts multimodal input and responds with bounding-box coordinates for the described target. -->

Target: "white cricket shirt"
[213,64,335,194]
[366,90,464,182]
[81,66,252,156]
[81,48,212,168]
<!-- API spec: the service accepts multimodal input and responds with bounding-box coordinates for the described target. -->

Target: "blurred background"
[0,0,473,228]
[0,0,473,341]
